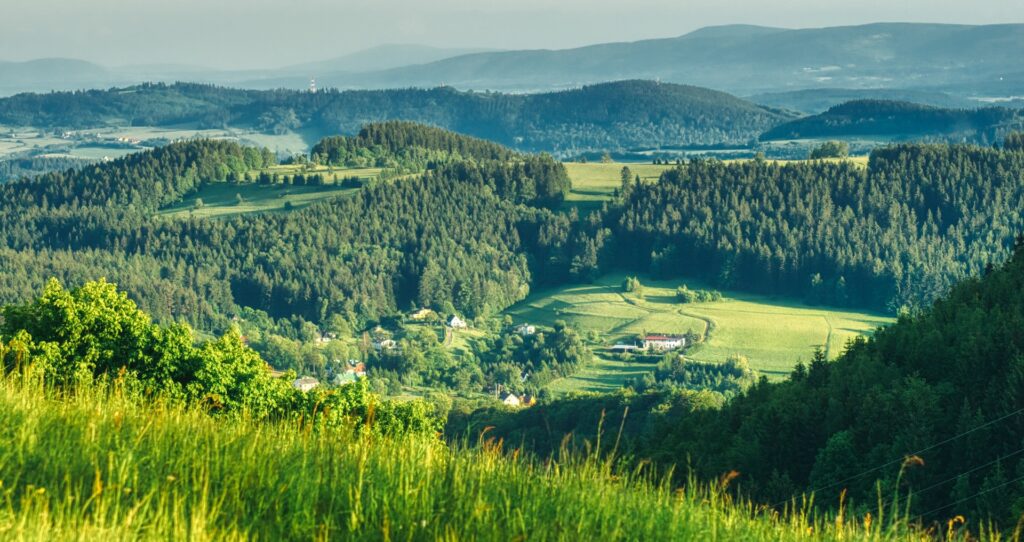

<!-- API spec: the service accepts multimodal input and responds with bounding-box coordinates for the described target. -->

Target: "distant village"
[277,302,691,410]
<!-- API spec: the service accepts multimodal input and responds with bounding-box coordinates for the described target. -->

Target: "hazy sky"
[2,0,1021,69]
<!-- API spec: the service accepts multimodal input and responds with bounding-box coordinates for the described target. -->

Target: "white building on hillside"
[643,335,686,351]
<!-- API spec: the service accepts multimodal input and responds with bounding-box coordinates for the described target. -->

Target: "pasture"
[545,356,657,395]
[157,165,381,218]
[563,161,676,213]
[505,273,892,385]
[158,183,358,219]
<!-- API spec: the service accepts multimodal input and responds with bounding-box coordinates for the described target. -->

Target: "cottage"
[502,393,521,407]
[347,360,366,376]
[292,376,319,392]
[514,323,536,336]
[643,334,686,351]
[449,315,468,329]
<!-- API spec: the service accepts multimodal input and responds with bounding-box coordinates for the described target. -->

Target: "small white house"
[643,335,686,351]
[514,323,536,336]
[292,376,319,392]
[449,315,468,329]
[502,393,521,407]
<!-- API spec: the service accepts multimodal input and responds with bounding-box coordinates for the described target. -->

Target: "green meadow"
[157,166,381,219]
[505,273,892,386]
[562,161,677,212]
[0,376,941,541]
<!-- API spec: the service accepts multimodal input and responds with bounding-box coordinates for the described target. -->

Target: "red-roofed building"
[643,334,686,351]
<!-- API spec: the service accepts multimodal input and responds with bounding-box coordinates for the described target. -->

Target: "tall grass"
[0,374,988,541]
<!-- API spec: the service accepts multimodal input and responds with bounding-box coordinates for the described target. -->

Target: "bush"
[676,285,722,303]
[808,140,849,159]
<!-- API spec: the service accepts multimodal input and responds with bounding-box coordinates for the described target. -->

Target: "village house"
[514,323,536,336]
[502,393,537,408]
[643,334,686,351]
[292,376,319,392]
[315,331,337,346]
[449,315,468,329]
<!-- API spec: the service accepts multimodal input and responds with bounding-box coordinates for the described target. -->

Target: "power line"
[769,407,1024,508]
[872,446,1024,514]
[918,473,1024,520]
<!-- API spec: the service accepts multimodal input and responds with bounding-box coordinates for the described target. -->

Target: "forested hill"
[760,100,1024,143]
[601,141,1024,313]
[0,122,596,333]
[0,81,792,153]
[450,238,1024,530]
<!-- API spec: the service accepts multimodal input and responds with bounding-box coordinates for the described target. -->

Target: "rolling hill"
[0,58,120,95]
[0,80,793,153]
[748,88,982,114]
[759,99,1024,142]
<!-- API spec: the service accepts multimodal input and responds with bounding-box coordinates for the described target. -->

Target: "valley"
[1,13,1023,537]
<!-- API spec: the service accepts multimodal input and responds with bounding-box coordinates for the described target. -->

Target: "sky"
[1,0,1021,69]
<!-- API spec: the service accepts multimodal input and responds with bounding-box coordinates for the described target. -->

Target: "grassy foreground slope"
[0,378,939,541]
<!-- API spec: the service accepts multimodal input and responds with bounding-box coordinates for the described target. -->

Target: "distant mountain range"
[2,23,1022,104]
[319,23,1024,95]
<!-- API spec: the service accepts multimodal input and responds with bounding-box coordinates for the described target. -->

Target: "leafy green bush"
[676,285,722,303]
[0,279,442,435]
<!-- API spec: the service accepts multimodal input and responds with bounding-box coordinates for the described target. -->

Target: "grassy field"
[0,376,942,541]
[546,356,658,395]
[505,273,892,385]
[563,158,869,213]
[563,162,677,213]
[158,183,358,218]
[158,167,381,219]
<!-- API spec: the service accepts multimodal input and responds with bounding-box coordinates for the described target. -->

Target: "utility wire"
[917,473,1024,520]
[769,407,1024,508]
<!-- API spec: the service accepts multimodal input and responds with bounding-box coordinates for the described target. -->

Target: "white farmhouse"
[643,334,686,351]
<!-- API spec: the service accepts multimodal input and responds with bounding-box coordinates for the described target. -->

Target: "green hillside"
[0,367,944,541]
[760,100,1024,143]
